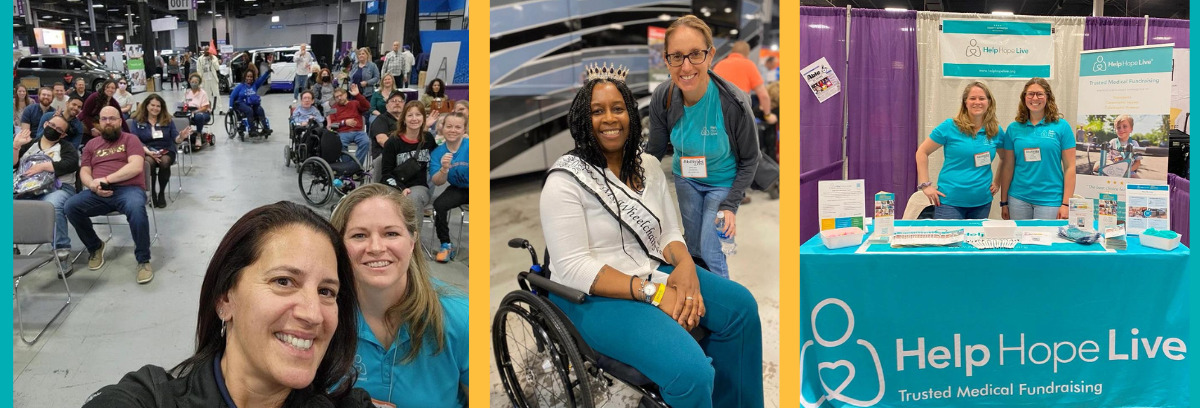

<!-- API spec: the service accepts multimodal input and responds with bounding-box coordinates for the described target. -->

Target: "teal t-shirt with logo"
[929,118,1003,208]
[670,80,735,187]
[1002,118,1076,207]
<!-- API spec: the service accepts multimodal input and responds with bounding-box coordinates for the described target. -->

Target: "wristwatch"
[641,279,656,303]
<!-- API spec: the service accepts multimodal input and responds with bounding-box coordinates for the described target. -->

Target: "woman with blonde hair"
[999,77,1077,220]
[349,47,381,97]
[330,184,468,407]
[915,81,1004,219]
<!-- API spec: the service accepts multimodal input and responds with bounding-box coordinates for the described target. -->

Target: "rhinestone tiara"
[585,63,629,83]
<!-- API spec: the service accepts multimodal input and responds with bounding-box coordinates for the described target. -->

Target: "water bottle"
[332,178,344,189]
[716,212,737,255]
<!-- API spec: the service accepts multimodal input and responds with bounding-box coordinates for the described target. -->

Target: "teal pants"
[550,265,764,407]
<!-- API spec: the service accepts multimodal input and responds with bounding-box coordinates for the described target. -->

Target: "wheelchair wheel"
[493,290,595,408]
[224,112,239,137]
[297,157,335,206]
[284,145,293,167]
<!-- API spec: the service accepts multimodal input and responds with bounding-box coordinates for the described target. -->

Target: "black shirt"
[381,131,436,190]
[367,113,400,158]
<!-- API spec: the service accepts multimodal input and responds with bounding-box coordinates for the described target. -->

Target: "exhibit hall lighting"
[992,11,1014,15]
[885,7,907,12]
[271,15,280,22]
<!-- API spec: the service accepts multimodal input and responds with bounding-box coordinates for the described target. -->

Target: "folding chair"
[92,160,160,244]
[13,201,72,345]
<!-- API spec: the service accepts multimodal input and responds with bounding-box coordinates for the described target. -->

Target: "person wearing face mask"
[38,96,86,150]
[13,118,81,273]
[83,202,375,408]
[112,80,136,119]
[367,92,407,182]
[229,69,274,139]
[183,73,213,150]
[330,185,469,407]
[428,113,468,263]
[64,106,155,284]
[312,68,336,113]
[646,15,760,281]
[915,81,1005,219]
[198,45,222,112]
[381,101,437,224]
[79,80,130,147]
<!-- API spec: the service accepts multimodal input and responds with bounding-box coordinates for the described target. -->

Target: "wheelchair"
[223,105,271,141]
[286,119,322,170]
[296,124,370,207]
[493,238,708,408]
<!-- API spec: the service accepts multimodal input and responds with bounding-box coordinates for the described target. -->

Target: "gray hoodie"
[647,71,760,213]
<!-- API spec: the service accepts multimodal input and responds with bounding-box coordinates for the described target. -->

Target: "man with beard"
[64,106,154,284]
[366,92,406,181]
[327,85,371,165]
[13,117,81,273]
[19,87,55,133]
[39,96,86,149]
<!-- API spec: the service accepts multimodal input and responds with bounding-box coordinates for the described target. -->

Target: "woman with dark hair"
[419,78,453,113]
[131,94,189,208]
[330,184,469,407]
[915,81,1005,219]
[83,201,374,408]
[999,77,1077,220]
[79,79,129,147]
[312,67,336,113]
[646,15,760,280]
[539,63,763,407]
[380,101,437,222]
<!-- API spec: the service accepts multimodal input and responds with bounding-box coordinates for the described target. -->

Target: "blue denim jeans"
[293,75,309,100]
[550,265,763,408]
[190,111,211,136]
[65,186,151,263]
[1008,196,1059,220]
[673,175,731,279]
[338,130,371,165]
[24,184,77,250]
[932,202,992,220]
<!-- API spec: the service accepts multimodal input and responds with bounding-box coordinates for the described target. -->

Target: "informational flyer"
[124,44,146,93]
[873,191,895,239]
[802,57,841,103]
[1125,184,1170,235]
[1068,197,1094,231]
[1098,193,1119,230]
[818,179,864,231]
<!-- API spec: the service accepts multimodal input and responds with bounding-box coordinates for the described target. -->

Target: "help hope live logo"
[801,298,1187,407]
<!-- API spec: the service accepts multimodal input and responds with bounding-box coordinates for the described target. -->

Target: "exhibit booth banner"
[125,44,147,93]
[940,20,1054,78]
[800,220,1189,408]
[648,26,668,92]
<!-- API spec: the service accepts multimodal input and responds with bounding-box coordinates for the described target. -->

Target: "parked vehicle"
[225,46,318,93]
[15,54,126,92]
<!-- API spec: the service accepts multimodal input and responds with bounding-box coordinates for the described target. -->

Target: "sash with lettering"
[547,154,666,264]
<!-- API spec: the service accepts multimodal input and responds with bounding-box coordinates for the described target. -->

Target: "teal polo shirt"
[670,80,736,187]
[1002,118,1077,207]
[929,118,1003,208]
[352,290,469,407]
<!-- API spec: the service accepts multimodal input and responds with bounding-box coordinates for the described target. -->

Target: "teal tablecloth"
[800,220,1189,407]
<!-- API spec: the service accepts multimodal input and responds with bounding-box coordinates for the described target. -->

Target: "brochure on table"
[818,179,865,232]
[1125,184,1170,235]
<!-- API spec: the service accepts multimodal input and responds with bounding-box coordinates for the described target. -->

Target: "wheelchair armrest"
[520,271,586,304]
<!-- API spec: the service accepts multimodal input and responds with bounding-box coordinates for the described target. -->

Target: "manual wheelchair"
[223,106,272,141]
[492,239,708,408]
[296,123,371,207]
[285,119,323,170]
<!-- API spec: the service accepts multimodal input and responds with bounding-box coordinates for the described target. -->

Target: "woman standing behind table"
[131,94,190,208]
[419,78,454,113]
[541,65,762,407]
[646,15,759,280]
[83,202,373,408]
[330,184,469,407]
[999,77,1077,220]
[915,81,1004,219]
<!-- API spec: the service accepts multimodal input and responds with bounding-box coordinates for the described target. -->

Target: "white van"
[228,46,319,92]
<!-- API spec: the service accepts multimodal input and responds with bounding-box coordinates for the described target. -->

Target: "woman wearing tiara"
[646,15,761,280]
[538,62,764,407]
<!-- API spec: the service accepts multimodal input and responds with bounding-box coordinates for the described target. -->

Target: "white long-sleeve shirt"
[540,154,686,294]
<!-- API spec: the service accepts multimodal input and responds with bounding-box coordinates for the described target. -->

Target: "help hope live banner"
[799,239,1188,407]
[940,20,1053,78]
[1074,44,1174,226]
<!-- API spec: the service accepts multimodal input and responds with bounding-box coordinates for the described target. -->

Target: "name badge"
[974,151,991,167]
[680,156,707,178]
[1023,147,1041,162]
[369,399,397,408]
[152,129,164,140]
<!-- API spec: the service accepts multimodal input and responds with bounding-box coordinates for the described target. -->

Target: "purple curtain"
[1168,174,1190,247]
[1084,17,1145,50]
[799,6,849,240]
[845,9,918,218]
[1148,18,1189,48]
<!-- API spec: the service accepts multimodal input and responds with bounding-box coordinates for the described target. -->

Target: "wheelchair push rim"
[493,290,594,408]
[297,157,335,207]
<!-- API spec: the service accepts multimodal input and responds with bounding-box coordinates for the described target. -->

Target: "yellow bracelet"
[651,283,666,306]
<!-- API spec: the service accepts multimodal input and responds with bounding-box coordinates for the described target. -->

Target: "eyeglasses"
[1025,92,1047,99]
[664,49,710,67]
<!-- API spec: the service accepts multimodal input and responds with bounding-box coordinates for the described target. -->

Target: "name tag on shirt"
[369,399,397,408]
[681,156,707,178]
[1023,147,1041,162]
[974,151,991,167]
[152,129,163,140]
